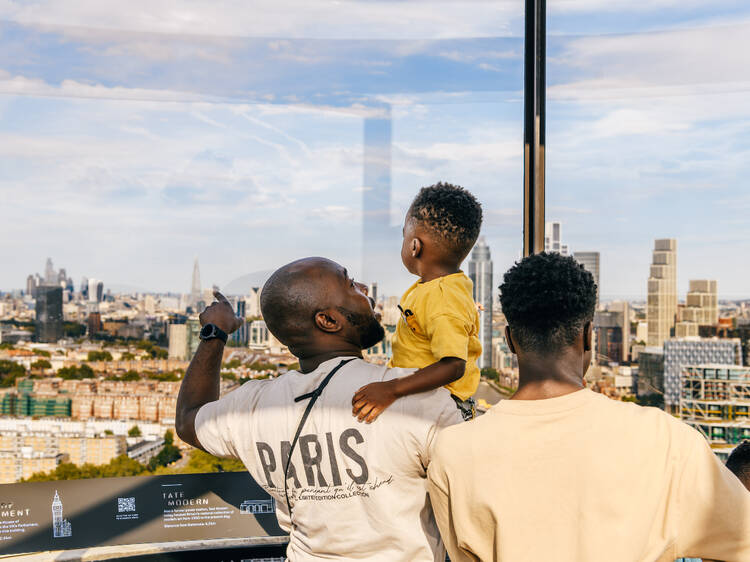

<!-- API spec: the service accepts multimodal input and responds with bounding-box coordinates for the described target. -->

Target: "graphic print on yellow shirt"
[389,272,481,401]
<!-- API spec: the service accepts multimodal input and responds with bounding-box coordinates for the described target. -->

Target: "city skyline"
[1,2,750,298]
[4,248,750,303]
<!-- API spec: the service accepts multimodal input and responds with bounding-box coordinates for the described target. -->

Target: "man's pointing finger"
[213,290,230,305]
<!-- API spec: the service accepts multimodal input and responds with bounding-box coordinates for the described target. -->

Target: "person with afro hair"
[426,252,750,562]
[727,440,750,491]
[352,182,483,422]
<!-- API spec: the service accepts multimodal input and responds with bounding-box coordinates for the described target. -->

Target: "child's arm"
[352,357,465,423]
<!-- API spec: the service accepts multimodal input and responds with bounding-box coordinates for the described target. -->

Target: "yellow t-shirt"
[388,272,482,401]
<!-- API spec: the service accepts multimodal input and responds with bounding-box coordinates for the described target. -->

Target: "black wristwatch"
[199,323,228,344]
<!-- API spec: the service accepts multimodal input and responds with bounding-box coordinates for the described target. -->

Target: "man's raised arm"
[175,291,243,450]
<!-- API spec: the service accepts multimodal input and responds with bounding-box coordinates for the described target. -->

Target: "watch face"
[200,324,214,339]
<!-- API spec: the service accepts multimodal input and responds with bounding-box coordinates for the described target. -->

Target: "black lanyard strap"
[283,357,357,518]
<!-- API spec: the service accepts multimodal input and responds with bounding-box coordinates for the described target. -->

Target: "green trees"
[87,350,113,362]
[136,340,168,359]
[120,370,140,381]
[58,364,95,380]
[146,371,180,382]
[223,359,242,369]
[180,449,246,474]
[31,359,52,371]
[63,322,86,338]
[128,425,142,437]
[147,430,181,471]
[120,352,136,361]
[24,455,147,482]
[480,367,500,381]
[249,361,276,371]
[0,360,25,387]
[23,446,245,482]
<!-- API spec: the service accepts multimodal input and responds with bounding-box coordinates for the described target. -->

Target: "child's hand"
[352,381,398,423]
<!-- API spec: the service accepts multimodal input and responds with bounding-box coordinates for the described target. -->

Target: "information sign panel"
[0,472,286,555]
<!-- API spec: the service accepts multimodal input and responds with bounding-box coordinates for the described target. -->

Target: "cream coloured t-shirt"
[195,357,461,561]
[427,388,750,562]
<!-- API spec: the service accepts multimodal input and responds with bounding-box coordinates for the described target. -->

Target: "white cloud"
[0,0,520,40]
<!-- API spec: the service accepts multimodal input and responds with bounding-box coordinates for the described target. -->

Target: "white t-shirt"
[195,356,461,561]
[428,388,750,562]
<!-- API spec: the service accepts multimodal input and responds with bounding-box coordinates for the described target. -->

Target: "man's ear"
[583,321,593,352]
[505,325,517,355]
[314,309,344,334]
[411,237,423,258]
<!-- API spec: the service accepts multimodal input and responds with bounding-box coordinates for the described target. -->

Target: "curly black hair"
[726,440,750,486]
[408,182,482,259]
[500,252,597,355]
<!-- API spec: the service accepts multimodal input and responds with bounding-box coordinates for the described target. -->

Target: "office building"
[594,306,629,364]
[249,320,270,347]
[35,286,63,343]
[247,287,262,318]
[637,347,664,397]
[87,278,104,303]
[468,237,493,369]
[231,298,248,345]
[680,364,750,461]
[574,252,600,306]
[647,239,677,347]
[544,221,569,256]
[186,317,201,358]
[664,337,742,411]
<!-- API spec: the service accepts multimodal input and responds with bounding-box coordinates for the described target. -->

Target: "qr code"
[118,497,136,513]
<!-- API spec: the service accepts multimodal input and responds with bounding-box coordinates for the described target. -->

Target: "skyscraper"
[44,258,56,285]
[680,280,719,327]
[362,106,398,287]
[191,258,201,308]
[468,237,493,369]
[87,279,104,303]
[574,252,600,306]
[647,239,677,347]
[544,221,570,256]
[36,286,63,343]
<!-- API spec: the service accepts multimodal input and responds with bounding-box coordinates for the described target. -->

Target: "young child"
[352,182,483,422]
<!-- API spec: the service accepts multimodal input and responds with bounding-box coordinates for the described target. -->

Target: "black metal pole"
[523,0,546,257]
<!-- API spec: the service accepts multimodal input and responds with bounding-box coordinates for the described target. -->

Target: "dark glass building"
[35,285,63,343]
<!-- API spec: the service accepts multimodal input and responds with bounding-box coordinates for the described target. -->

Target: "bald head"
[260,257,383,357]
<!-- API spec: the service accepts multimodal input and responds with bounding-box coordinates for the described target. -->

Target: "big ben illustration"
[51,490,72,538]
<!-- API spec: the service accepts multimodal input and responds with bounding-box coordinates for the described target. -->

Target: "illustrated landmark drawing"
[52,490,72,538]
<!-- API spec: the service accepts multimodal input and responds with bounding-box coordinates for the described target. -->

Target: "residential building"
[678,280,719,336]
[664,337,742,412]
[468,237,493,369]
[168,323,188,360]
[647,238,677,347]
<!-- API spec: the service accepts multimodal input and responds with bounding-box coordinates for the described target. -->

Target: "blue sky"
[0,1,748,299]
